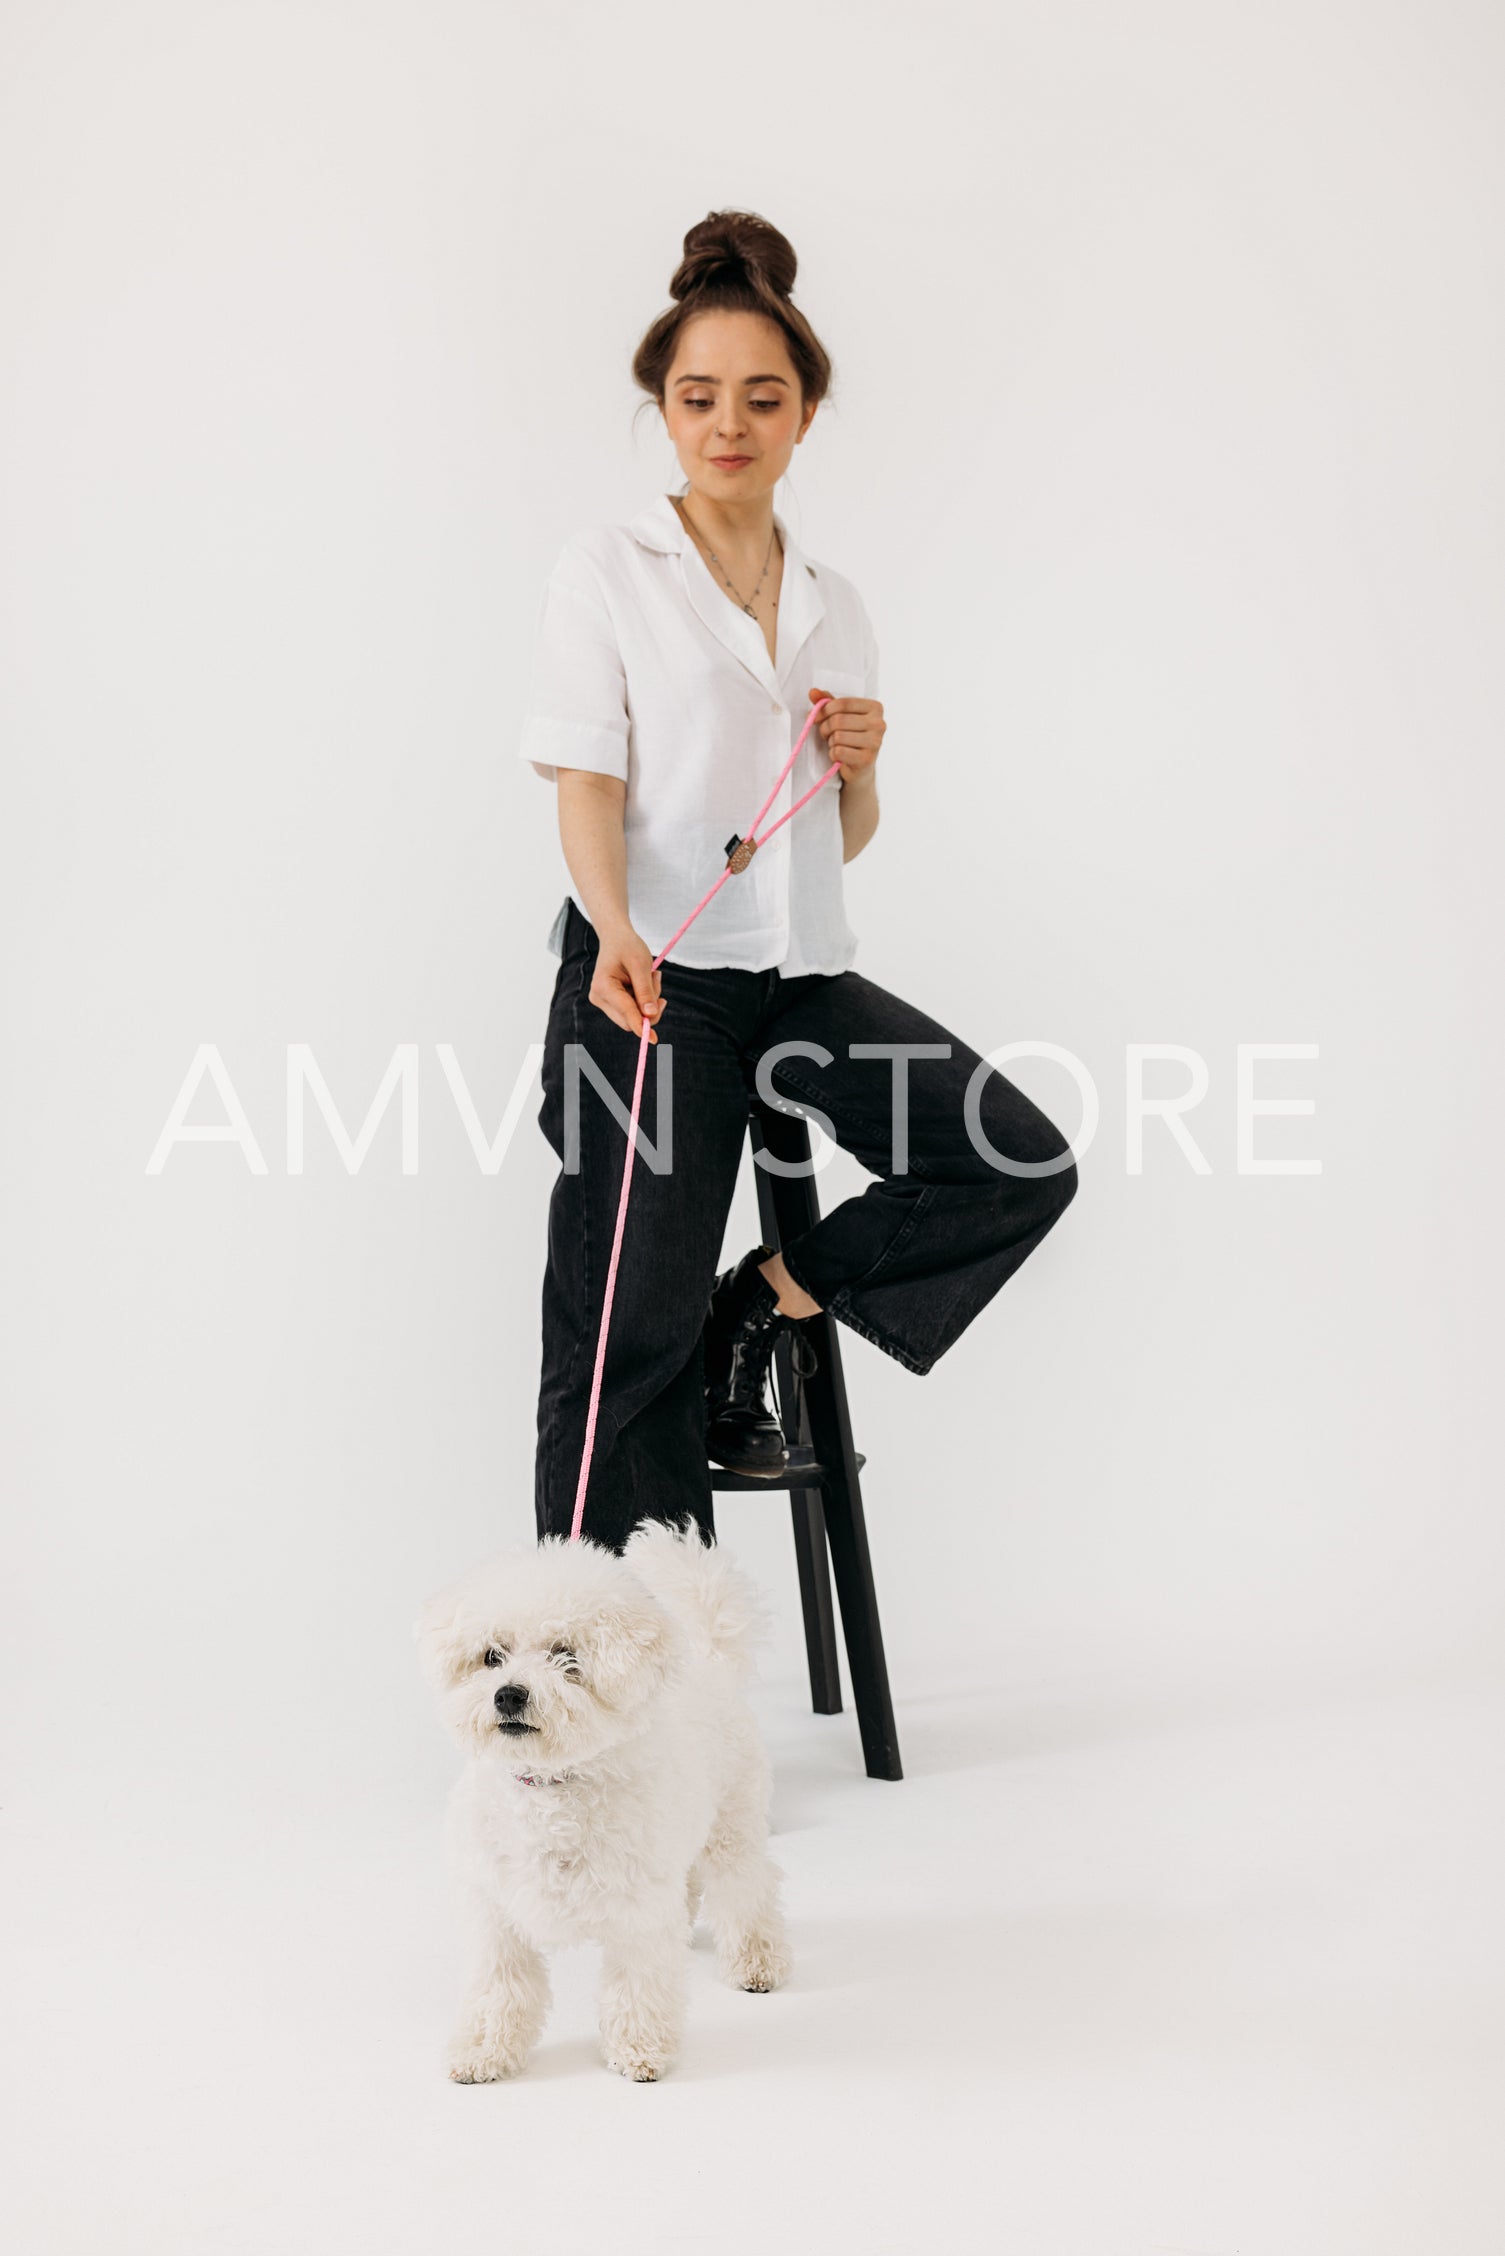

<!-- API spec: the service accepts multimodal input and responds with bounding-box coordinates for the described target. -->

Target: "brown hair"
[632,209,834,414]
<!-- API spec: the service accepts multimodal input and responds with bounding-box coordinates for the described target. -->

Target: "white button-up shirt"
[517,488,879,975]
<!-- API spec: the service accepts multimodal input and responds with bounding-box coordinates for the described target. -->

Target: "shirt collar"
[627,490,690,554]
[628,488,825,699]
[627,488,815,578]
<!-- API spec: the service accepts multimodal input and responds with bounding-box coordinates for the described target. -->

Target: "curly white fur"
[414,1517,791,2082]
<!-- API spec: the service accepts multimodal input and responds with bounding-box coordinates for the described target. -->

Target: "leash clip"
[724,832,757,874]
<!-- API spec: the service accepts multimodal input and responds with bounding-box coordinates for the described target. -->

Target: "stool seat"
[708,1445,868,1494]
[705,1096,903,1782]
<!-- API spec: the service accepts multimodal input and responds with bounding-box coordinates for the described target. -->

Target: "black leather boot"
[703,1243,793,1477]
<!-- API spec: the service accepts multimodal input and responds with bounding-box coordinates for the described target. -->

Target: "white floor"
[7,1658,1503,2256]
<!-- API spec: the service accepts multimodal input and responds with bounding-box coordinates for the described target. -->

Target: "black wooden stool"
[706,1094,903,1782]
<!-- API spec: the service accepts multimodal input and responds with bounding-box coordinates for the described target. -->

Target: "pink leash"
[568,697,841,1542]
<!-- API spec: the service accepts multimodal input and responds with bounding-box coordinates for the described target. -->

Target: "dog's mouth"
[496,1719,540,1736]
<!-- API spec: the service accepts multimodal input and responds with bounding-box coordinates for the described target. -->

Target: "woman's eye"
[482,1647,506,1668]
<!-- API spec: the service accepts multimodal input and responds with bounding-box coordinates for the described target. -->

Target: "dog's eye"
[549,1643,579,1671]
[482,1647,507,1668]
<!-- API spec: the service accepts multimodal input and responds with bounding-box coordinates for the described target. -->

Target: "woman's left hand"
[809,687,885,786]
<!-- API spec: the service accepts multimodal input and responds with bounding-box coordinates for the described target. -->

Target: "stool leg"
[800,1312,903,1781]
[750,1098,902,1782]
[789,1492,842,1713]
[774,1331,842,1714]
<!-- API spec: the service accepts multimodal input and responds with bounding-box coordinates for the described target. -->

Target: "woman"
[520,210,1078,1554]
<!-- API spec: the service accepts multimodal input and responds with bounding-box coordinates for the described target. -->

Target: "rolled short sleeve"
[517,546,631,784]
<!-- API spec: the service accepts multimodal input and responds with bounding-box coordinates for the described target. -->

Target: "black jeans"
[533,898,1078,1553]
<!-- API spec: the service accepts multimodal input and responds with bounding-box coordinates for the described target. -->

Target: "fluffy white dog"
[415,1516,792,2082]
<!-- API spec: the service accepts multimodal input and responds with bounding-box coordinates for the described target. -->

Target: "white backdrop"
[3,4,1502,2252]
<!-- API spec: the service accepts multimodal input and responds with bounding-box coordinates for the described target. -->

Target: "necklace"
[674,495,780,617]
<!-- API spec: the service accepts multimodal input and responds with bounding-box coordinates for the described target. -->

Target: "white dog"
[414,1516,792,2082]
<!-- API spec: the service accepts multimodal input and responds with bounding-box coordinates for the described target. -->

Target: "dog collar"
[513,1768,575,1787]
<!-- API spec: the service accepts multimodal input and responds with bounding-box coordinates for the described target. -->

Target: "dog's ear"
[413,1583,471,1690]
[577,1596,678,1709]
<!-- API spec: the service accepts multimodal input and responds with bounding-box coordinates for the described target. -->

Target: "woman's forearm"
[555,770,633,935]
[839,768,880,863]
[558,760,878,917]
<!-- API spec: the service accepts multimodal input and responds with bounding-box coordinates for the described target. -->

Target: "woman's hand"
[809,687,885,786]
[590,920,666,1044]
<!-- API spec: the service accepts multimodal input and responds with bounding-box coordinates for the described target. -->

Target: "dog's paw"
[720,1932,792,1993]
[447,2044,526,2084]
[603,2044,670,2082]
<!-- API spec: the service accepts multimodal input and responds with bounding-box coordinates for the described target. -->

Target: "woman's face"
[661,309,816,509]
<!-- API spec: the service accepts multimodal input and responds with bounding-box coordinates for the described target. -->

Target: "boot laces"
[731,1301,786,1394]
[766,1319,820,1429]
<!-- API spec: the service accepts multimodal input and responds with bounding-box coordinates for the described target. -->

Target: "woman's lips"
[710,455,753,468]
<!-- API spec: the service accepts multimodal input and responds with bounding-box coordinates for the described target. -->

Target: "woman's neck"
[673,488,776,563]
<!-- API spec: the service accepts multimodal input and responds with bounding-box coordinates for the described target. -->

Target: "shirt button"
[771,699,784,715]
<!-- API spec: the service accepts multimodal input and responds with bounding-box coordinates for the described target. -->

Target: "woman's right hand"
[589,921,666,1044]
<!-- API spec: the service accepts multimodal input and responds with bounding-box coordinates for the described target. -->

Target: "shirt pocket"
[810,666,866,702]
[802,667,867,773]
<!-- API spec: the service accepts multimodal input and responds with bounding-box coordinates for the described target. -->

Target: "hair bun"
[669,209,798,304]
[631,209,832,409]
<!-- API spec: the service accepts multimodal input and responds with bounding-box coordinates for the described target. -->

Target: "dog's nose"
[493,1683,529,1717]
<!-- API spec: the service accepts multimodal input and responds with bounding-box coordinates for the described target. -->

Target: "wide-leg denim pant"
[533,898,1078,1552]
